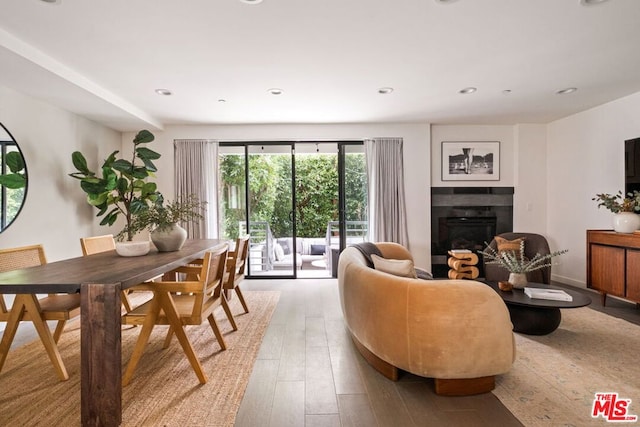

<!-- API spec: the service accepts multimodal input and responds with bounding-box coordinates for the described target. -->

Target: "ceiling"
[1,0,639,132]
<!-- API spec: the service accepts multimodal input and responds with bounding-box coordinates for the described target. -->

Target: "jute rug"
[0,290,280,427]
[492,307,640,426]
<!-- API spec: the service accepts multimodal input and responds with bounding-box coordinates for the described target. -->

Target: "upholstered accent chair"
[483,232,552,284]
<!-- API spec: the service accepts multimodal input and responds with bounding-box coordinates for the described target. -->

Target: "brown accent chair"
[338,242,515,396]
[0,244,81,381]
[121,244,238,386]
[483,232,552,284]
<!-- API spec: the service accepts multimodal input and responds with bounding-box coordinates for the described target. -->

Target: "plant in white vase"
[593,191,640,233]
[479,240,568,289]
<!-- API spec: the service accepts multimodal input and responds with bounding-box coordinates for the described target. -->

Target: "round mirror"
[0,123,28,233]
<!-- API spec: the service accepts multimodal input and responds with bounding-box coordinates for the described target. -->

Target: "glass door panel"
[247,144,295,277]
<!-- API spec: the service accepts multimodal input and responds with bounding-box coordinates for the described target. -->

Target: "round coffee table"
[483,281,591,335]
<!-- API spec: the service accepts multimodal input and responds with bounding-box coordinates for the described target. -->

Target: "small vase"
[115,241,150,257]
[508,272,528,289]
[151,223,188,252]
[612,212,640,233]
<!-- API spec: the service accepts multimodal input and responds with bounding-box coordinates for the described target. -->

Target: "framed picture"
[441,141,500,181]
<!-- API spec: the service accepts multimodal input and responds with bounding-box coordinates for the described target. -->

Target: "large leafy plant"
[69,129,161,241]
[593,191,640,213]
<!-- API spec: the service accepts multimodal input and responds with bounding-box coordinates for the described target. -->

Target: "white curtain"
[174,140,219,239]
[364,137,409,247]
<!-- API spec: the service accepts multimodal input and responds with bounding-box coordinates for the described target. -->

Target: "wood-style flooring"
[236,279,521,427]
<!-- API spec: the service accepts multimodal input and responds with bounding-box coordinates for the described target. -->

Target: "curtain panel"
[364,137,409,247]
[174,140,219,239]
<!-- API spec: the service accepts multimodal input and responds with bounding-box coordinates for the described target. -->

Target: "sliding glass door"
[218,141,366,279]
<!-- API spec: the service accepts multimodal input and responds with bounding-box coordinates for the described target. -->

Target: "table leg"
[81,283,122,427]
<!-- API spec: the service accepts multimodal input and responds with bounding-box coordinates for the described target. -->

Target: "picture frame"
[441,141,500,181]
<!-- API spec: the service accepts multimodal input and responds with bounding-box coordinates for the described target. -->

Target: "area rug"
[0,290,280,427]
[492,307,640,426]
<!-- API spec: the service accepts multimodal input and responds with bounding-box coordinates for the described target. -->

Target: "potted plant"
[69,129,161,256]
[129,194,205,251]
[593,191,640,233]
[479,240,568,289]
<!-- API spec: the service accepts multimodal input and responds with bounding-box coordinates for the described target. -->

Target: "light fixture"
[435,0,459,3]
[502,89,512,95]
[267,88,283,95]
[556,87,577,95]
[40,0,61,3]
[240,0,263,4]
[459,87,477,94]
[581,0,609,5]
[218,99,227,103]
[378,87,394,94]
[155,88,172,96]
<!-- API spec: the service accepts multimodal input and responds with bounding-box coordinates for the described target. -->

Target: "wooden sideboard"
[586,230,640,306]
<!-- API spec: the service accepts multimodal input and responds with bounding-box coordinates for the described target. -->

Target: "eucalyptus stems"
[479,240,568,274]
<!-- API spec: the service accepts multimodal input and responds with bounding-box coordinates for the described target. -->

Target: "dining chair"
[80,234,141,312]
[121,243,238,385]
[0,244,81,381]
[224,235,250,314]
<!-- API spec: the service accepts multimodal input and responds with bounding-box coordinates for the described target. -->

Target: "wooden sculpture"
[447,250,479,279]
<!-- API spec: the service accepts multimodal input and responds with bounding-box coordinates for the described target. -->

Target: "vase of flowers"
[593,191,640,233]
[479,240,568,289]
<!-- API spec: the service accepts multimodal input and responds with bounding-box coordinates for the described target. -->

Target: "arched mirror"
[0,123,28,233]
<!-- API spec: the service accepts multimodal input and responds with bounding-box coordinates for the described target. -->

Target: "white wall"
[0,85,121,261]
[123,123,433,268]
[547,91,640,287]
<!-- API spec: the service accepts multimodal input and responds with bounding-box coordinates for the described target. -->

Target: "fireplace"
[431,187,513,278]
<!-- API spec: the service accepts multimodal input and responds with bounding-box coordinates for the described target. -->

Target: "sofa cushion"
[310,244,325,255]
[371,254,417,278]
[274,243,285,261]
[277,238,292,255]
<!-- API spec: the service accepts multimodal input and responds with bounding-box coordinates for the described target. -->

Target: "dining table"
[0,238,223,426]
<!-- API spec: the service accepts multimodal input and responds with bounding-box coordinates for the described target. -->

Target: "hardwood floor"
[235,279,522,427]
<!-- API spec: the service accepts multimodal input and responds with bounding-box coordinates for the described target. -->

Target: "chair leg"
[206,313,227,351]
[123,295,160,386]
[163,325,174,349]
[235,287,249,314]
[121,290,133,313]
[221,296,238,331]
[21,295,69,381]
[0,297,27,375]
[157,291,207,384]
[53,320,66,343]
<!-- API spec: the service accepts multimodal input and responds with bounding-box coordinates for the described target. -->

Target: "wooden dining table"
[0,239,223,426]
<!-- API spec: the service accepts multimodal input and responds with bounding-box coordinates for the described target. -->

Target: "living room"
[1,1,640,426]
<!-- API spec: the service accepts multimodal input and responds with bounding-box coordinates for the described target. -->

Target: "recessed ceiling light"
[581,0,609,5]
[378,87,394,94]
[40,0,61,3]
[502,89,512,95]
[435,0,459,3]
[556,87,577,95]
[267,88,283,95]
[155,88,172,96]
[240,0,263,4]
[218,99,227,103]
[459,87,477,94]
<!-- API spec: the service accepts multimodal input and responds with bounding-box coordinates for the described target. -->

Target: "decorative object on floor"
[129,194,205,252]
[441,141,500,181]
[492,307,640,426]
[481,234,568,289]
[69,130,162,250]
[0,290,280,426]
[447,249,479,279]
[593,190,640,233]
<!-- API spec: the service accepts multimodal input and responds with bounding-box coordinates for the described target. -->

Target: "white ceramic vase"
[508,272,528,289]
[115,240,150,257]
[151,223,188,252]
[612,212,640,233]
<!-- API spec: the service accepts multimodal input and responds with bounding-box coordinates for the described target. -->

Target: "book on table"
[524,287,573,302]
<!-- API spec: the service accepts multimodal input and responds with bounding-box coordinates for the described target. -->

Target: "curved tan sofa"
[338,242,515,396]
